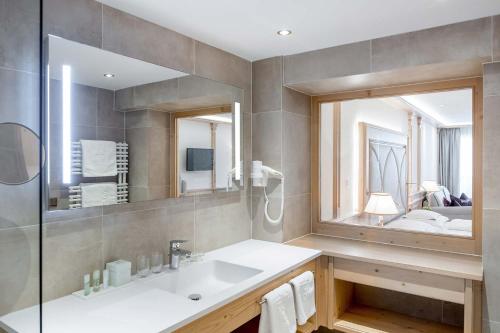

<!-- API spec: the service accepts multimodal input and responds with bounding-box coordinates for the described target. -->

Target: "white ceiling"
[48,35,188,90]
[97,0,500,61]
[401,89,472,127]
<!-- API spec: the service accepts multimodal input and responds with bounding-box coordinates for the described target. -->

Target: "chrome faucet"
[169,240,191,269]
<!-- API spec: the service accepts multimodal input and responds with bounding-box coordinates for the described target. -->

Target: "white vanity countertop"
[0,240,320,333]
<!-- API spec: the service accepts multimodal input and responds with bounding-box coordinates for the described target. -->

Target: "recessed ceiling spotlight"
[277,29,292,36]
[104,73,115,78]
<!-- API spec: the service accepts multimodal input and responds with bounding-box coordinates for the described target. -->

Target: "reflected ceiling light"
[103,73,115,78]
[277,29,292,36]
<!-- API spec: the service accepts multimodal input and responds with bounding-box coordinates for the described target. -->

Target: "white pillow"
[404,209,448,221]
[442,187,451,202]
[446,219,472,232]
[432,190,446,207]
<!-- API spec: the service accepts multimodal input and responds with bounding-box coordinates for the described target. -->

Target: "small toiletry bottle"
[84,274,91,296]
[92,270,100,292]
[102,269,109,289]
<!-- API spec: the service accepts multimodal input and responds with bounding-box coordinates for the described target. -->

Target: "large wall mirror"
[318,81,481,240]
[45,36,244,210]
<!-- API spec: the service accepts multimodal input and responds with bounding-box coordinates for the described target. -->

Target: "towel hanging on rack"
[80,140,117,177]
[258,283,297,333]
[80,182,118,208]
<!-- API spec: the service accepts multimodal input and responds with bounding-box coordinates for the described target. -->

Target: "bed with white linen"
[385,209,472,237]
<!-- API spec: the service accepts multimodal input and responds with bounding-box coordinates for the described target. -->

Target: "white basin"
[143,260,263,299]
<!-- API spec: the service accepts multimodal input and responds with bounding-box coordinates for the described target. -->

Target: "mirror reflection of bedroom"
[320,88,474,237]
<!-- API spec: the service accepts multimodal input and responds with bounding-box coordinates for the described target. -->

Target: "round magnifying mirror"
[0,123,42,185]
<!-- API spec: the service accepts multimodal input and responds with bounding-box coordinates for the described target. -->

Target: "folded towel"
[80,183,117,207]
[81,140,117,177]
[289,271,316,325]
[259,283,296,333]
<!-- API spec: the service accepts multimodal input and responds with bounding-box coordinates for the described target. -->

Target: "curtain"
[438,128,461,196]
[459,126,473,196]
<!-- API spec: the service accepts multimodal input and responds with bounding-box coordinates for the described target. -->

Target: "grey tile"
[284,41,371,85]
[148,186,170,201]
[283,87,310,117]
[125,110,151,129]
[494,16,500,62]
[128,186,150,203]
[483,96,500,209]
[0,0,39,72]
[44,206,102,224]
[149,111,169,129]
[483,209,500,322]
[97,89,124,128]
[71,125,96,142]
[115,87,134,111]
[148,127,169,187]
[252,57,283,113]
[42,217,102,301]
[372,18,492,72]
[252,112,282,171]
[484,63,500,97]
[0,68,39,132]
[283,112,310,196]
[484,320,500,333]
[102,208,162,273]
[283,194,311,242]
[126,127,150,188]
[102,5,194,74]
[153,197,195,257]
[251,193,283,243]
[133,79,179,109]
[73,84,98,127]
[195,192,251,252]
[194,41,251,90]
[0,226,39,315]
[96,126,125,142]
[102,197,169,216]
[43,0,102,48]
[0,179,39,229]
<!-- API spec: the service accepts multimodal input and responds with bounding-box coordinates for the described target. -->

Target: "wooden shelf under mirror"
[332,279,463,333]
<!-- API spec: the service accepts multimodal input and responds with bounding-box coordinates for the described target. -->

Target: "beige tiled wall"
[483,62,500,333]
[251,57,312,243]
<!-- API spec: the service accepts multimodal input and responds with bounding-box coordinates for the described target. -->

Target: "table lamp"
[364,193,399,226]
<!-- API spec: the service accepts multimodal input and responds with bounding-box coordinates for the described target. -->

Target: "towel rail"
[69,141,129,209]
[257,271,315,305]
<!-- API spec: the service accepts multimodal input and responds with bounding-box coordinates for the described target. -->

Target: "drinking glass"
[151,252,163,273]
[136,255,150,278]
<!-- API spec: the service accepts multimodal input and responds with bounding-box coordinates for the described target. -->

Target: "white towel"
[259,283,297,333]
[80,183,117,207]
[81,140,117,177]
[289,271,316,325]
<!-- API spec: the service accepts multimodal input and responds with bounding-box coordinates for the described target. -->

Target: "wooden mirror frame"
[169,105,232,197]
[311,78,483,255]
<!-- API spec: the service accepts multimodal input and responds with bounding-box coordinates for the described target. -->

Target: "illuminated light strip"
[62,65,72,184]
[234,102,241,181]
[46,64,50,184]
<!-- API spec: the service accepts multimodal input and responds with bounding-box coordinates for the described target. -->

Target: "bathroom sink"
[143,260,263,300]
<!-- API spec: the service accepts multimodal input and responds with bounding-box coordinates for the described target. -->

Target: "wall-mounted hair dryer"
[251,161,284,224]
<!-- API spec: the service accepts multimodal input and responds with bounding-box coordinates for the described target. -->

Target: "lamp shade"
[364,193,399,215]
[421,180,441,193]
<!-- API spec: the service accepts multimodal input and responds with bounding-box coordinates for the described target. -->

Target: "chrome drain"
[188,293,202,301]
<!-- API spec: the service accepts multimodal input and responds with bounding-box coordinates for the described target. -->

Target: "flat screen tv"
[186,148,213,171]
